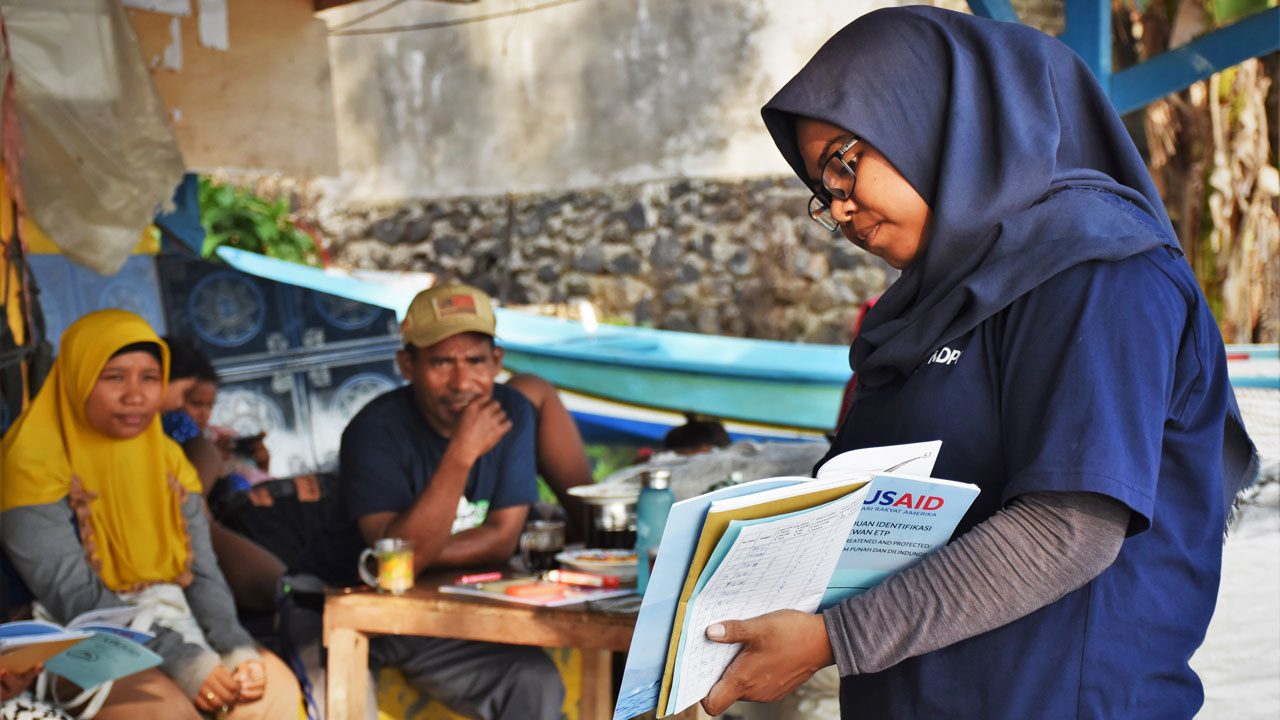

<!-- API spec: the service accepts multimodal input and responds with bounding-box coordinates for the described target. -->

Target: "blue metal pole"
[966,0,1020,24]
[1060,0,1112,90]
[1110,6,1280,114]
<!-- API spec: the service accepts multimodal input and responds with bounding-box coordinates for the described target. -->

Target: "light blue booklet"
[0,622,93,675]
[0,613,162,690]
[44,630,163,689]
[817,470,980,608]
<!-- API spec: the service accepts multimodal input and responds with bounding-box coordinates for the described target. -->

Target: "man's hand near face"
[427,396,528,571]
[445,398,512,468]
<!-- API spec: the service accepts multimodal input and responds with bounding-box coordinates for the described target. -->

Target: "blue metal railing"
[968,0,1280,115]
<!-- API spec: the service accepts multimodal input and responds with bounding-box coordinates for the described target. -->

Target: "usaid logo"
[865,490,945,510]
[927,346,963,366]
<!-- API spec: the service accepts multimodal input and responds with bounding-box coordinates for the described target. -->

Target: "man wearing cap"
[288,284,563,719]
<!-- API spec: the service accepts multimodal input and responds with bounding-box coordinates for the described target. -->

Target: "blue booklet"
[818,470,980,607]
[44,631,163,689]
[0,611,161,689]
[0,622,93,675]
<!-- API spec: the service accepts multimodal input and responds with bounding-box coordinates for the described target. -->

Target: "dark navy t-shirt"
[827,248,1231,719]
[292,383,538,586]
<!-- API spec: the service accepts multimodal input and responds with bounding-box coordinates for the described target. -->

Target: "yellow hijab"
[1,309,202,591]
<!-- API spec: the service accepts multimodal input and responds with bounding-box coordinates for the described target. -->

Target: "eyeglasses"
[808,136,861,232]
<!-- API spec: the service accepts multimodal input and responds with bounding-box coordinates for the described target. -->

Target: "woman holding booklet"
[699,7,1258,719]
[1,310,300,719]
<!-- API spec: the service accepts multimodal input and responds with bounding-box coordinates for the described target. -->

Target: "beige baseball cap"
[400,284,496,349]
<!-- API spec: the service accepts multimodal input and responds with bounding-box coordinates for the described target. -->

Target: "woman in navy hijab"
[699,7,1257,719]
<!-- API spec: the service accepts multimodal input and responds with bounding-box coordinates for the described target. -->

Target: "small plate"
[566,483,640,505]
[555,549,639,581]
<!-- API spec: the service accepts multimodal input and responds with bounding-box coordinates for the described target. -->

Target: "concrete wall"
[316,0,1061,199]
[321,0,918,201]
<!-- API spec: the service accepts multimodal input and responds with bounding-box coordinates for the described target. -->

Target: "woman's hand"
[232,660,266,702]
[194,665,241,713]
[700,610,835,716]
[0,665,42,701]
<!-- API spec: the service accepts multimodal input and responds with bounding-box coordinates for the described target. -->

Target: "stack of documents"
[612,441,980,719]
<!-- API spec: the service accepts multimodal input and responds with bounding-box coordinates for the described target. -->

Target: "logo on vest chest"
[926,346,963,366]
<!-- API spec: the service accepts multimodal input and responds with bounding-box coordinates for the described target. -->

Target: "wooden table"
[323,573,641,720]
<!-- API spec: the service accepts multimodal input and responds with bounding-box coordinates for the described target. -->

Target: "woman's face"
[796,117,931,269]
[84,351,165,439]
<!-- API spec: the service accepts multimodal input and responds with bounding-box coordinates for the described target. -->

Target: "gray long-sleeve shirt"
[824,490,1128,675]
[2,494,260,697]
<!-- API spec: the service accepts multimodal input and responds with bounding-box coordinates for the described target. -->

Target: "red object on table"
[457,571,503,584]
[547,569,620,588]
[504,582,569,598]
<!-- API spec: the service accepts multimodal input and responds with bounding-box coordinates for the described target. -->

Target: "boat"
[494,312,849,433]
[214,247,1278,445]
[215,247,849,438]
[542,384,829,444]
[1225,344,1280,389]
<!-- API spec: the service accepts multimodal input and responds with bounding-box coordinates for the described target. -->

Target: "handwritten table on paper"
[670,490,864,714]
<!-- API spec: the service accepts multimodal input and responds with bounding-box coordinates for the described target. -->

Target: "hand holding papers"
[668,477,869,713]
[613,441,980,720]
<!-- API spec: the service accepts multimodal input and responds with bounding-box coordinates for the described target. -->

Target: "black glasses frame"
[807,136,861,232]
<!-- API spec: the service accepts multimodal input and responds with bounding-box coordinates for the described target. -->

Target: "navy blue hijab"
[762,7,1257,499]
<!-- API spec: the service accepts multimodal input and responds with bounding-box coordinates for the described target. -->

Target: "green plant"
[536,477,559,504]
[532,443,645,507]
[198,177,320,266]
[585,442,645,481]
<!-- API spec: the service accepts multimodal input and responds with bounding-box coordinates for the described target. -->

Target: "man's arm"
[506,373,593,541]
[433,503,528,568]
[357,397,512,574]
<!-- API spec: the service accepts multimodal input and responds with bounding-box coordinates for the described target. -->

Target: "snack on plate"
[576,550,637,563]
[556,549,640,581]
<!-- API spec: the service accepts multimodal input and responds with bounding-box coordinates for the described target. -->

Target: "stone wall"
[317,176,896,345]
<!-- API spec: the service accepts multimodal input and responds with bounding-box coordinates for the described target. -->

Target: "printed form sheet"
[669,488,866,715]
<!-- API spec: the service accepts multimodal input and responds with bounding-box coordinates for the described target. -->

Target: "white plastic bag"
[1,693,75,720]
[0,0,184,275]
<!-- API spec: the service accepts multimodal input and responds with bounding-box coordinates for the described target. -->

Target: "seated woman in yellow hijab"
[1,310,300,720]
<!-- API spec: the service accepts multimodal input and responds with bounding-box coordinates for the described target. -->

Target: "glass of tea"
[357,537,415,594]
[520,520,566,573]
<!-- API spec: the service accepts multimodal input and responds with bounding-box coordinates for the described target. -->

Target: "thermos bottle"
[635,468,674,594]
